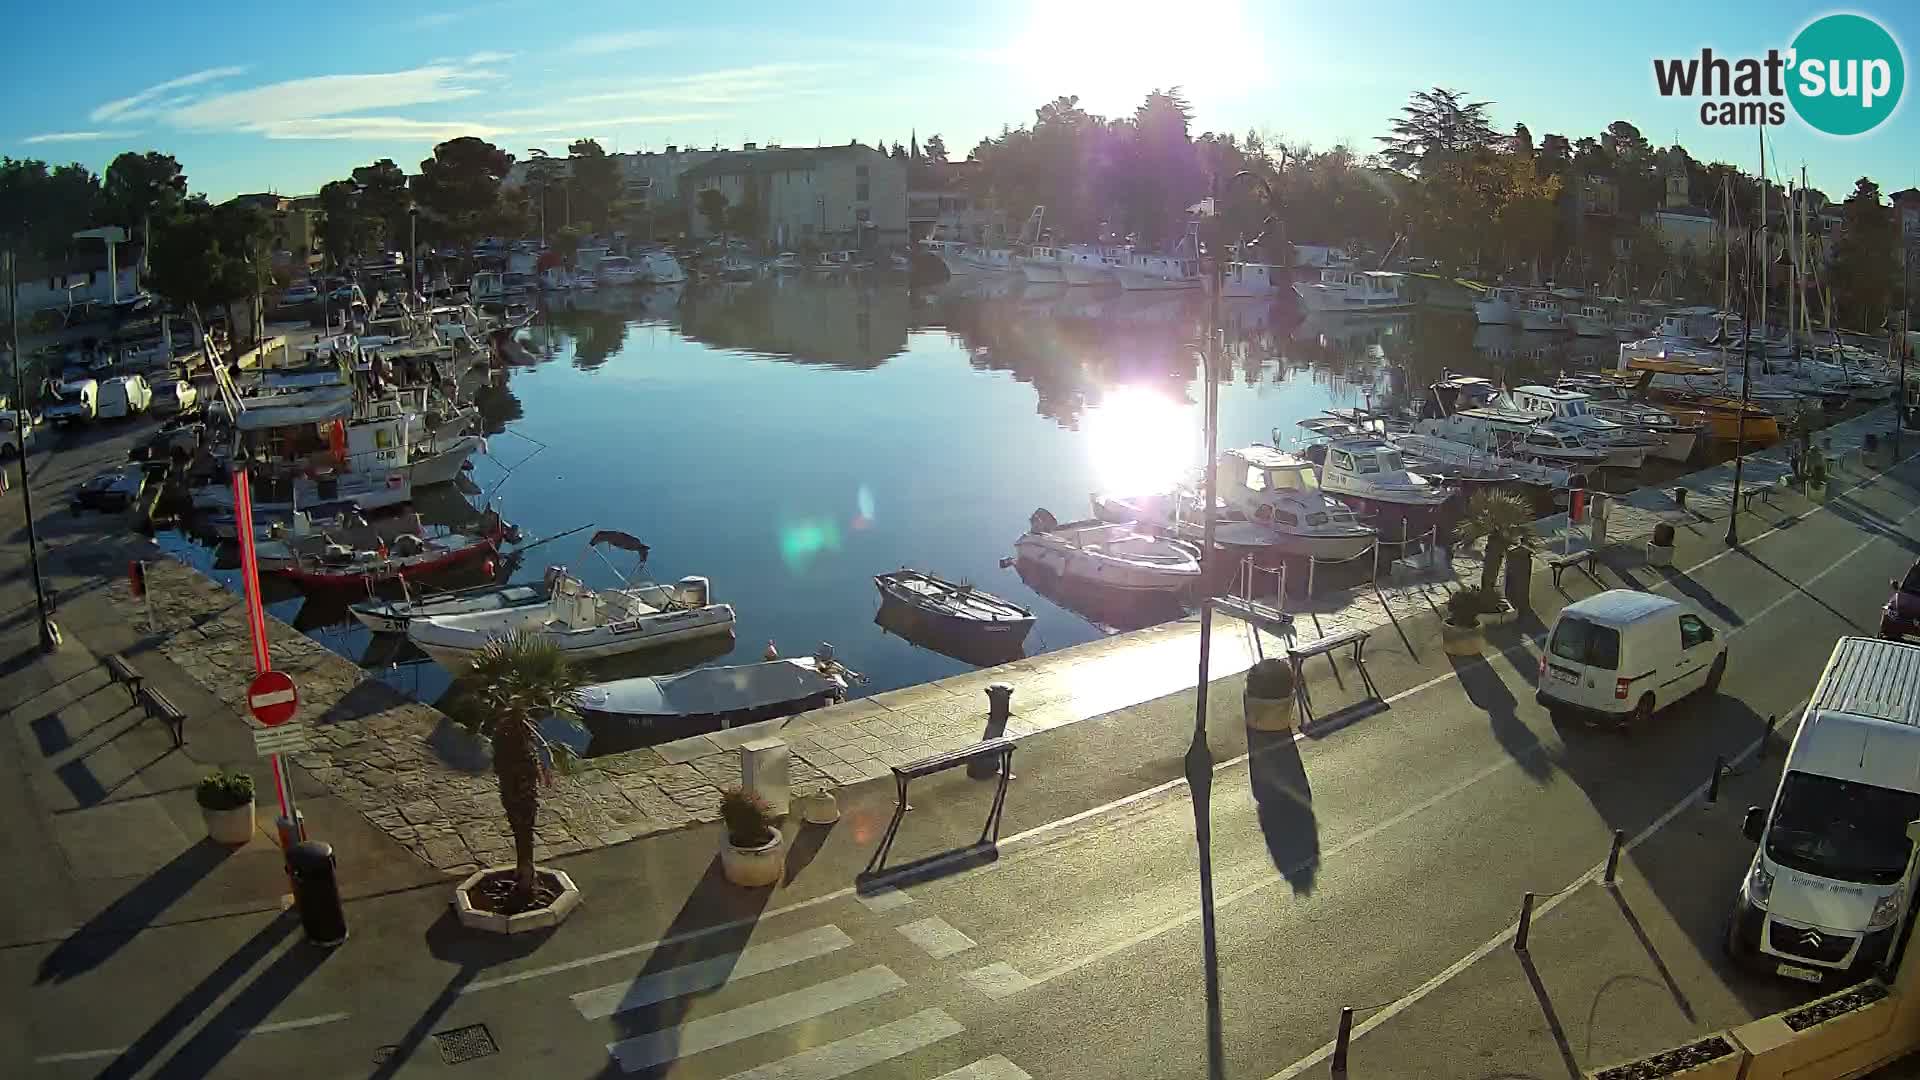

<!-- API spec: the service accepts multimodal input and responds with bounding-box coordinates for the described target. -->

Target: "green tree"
[414,136,514,256]
[147,201,271,345]
[102,151,187,274]
[551,223,587,267]
[456,629,585,907]
[1829,177,1899,329]
[696,187,730,234]
[316,180,363,268]
[923,133,948,165]
[1454,489,1537,596]
[351,158,411,252]
[0,159,101,267]
[566,139,620,232]
[1377,87,1498,173]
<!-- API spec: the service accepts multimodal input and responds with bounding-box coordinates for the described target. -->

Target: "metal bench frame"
[1546,548,1598,588]
[865,738,1014,876]
[139,685,186,748]
[1741,479,1777,512]
[1288,629,1379,728]
[104,653,144,704]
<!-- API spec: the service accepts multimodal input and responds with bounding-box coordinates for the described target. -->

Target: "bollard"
[1515,892,1536,952]
[1603,829,1626,887]
[968,683,1015,779]
[1330,1006,1355,1078]
[287,841,348,946]
[1760,714,1778,758]
[1674,487,1687,511]
[1707,755,1725,804]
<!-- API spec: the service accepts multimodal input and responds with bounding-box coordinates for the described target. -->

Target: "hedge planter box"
[1734,980,1897,1080]
[453,866,583,934]
[1586,1033,1745,1079]
[1441,621,1484,656]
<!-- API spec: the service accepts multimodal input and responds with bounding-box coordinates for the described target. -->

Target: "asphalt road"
[12,418,1920,1078]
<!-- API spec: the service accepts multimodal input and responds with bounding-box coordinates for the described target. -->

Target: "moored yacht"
[1504,384,1660,469]
[1295,420,1457,534]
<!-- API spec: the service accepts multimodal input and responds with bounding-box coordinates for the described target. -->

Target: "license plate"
[1776,963,1825,984]
[1550,666,1579,684]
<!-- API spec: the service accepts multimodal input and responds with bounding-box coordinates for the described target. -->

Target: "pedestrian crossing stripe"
[573,925,852,1020]
[719,1008,962,1080]
[606,965,904,1073]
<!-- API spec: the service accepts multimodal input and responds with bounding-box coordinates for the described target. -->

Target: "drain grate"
[432,1023,499,1064]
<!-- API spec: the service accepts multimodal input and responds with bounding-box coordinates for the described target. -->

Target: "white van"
[44,378,98,426]
[96,375,152,420]
[1730,637,1920,983]
[1535,589,1728,726]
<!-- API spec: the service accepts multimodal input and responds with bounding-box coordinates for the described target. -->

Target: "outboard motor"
[675,575,710,607]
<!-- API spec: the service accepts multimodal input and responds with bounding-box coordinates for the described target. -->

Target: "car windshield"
[1900,565,1920,594]
[1767,771,1920,884]
[1549,617,1619,670]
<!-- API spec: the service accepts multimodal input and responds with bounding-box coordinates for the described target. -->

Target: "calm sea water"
[163,275,1635,707]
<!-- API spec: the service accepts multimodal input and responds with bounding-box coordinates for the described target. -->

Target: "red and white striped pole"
[232,465,303,846]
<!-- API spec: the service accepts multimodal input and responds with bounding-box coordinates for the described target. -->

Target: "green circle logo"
[1788,13,1904,136]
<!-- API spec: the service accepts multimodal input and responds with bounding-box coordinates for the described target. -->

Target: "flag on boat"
[589,530,650,558]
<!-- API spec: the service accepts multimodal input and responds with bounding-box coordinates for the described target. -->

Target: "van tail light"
[1538,653,1548,679]
[1615,677,1631,700]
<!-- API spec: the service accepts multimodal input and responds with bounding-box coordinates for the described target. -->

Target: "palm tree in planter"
[1454,489,1537,623]
[458,629,586,910]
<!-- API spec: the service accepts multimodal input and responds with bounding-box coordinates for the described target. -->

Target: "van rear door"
[1546,615,1622,711]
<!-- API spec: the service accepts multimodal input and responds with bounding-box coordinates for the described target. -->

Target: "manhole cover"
[372,1045,399,1065]
[432,1023,499,1064]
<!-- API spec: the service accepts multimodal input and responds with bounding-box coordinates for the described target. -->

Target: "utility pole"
[4,250,59,652]
[408,205,419,299]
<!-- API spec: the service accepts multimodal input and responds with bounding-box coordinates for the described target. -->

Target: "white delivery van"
[1730,636,1920,983]
[1536,589,1728,727]
[43,378,98,426]
[95,374,152,420]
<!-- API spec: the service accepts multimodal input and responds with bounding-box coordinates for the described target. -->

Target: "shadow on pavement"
[1518,948,1582,1079]
[1824,498,1920,557]
[1646,565,1743,628]
[147,928,337,1079]
[368,910,557,1080]
[1733,548,1870,634]
[1448,654,1554,782]
[1247,729,1319,895]
[36,839,235,984]
[784,820,834,881]
[1607,886,1697,1023]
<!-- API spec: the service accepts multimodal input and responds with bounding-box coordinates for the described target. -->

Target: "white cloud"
[510,112,720,137]
[91,65,247,122]
[23,130,138,144]
[253,116,506,141]
[169,66,501,131]
[413,11,461,28]
[567,30,674,55]
[463,50,515,65]
[542,64,828,110]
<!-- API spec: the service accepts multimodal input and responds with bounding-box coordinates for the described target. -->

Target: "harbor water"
[162,274,1687,707]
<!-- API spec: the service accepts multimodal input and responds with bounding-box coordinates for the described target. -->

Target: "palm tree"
[1454,489,1537,595]
[458,629,585,907]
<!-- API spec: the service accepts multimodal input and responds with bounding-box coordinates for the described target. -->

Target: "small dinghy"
[875,569,1035,641]
[575,645,861,750]
[351,576,550,634]
[1012,509,1201,594]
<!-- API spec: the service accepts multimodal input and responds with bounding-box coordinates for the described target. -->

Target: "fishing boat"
[1214,445,1379,561]
[1013,510,1201,593]
[575,647,860,751]
[1017,243,1067,284]
[1473,285,1522,326]
[405,530,736,668]
[874,569,1035,643]
[1518,294,1566,332]
[257,509,516,589]
[1060,244,1124,286]
[1292,269,1413,314]
[1294,419,1456,532]
[874,601,1027,668]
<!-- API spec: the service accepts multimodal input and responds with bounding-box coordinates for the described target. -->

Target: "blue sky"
[3,0,1915,203]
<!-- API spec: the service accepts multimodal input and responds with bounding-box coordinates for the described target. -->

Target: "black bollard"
[1515,892,1536,953]
[287,841,348,946]
[1674,487,1688,511]
[1707,755,1725,804]
[1761,714,1778,758]
[968,683,1014,779]
[1330,1006,1355,1078]
[1603,829,1626,887]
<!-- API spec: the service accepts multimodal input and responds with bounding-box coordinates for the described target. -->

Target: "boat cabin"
[1510,385,1598,423]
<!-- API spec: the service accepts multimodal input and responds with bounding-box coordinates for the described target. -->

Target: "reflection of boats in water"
[1292,310,1411,348]
[874,603,1028,668]
[1013,558,1186,634]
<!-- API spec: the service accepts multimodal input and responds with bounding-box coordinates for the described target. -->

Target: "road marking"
[33,1047,127,1064]
[962,962,1037,999]
[719,1008,963,1080]
[934,1056,1034,1079]
[572,925,853,1020]
[1265,706,1800,1080]
[606,965,905,1073]
[458,449,1920,998]
[896,916,976,959]
[31,1011,351,1066]
[855,886,914,913]
[242,1011,350,1035]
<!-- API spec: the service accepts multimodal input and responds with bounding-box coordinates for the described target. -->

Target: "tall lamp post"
[4,250,59,652]
[408,205,420,299]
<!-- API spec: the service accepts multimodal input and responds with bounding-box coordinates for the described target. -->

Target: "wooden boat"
[259,517,511,589]
[351,577,550,634]
[874,569,1035,641]
[1013,509,1202,594]
[574,648,860,751]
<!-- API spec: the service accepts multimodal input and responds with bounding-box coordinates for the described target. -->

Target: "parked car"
[1729,636,1920,984]
[282,282,320,304]
[1535,589,1727,727]
[1880,561,1920,640]
[72,466,146,513]
[96,374,153,420]
[151,379,198,415]
[0,411,38,460]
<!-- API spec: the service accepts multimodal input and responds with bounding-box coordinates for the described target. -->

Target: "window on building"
[856,182,870,201]
[855,208,871,222]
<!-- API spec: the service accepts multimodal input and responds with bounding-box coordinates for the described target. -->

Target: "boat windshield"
[1766,771,1920,885]
[1251,465,1316,492]
[1379,450,1404,471]
[1563,400,1587,418]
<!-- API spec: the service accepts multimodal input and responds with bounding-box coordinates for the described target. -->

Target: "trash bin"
[287,840,348,946]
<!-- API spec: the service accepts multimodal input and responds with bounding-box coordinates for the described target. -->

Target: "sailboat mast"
[1758,125,1768,351]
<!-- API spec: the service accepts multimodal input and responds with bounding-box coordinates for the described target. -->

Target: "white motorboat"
[1388,431,1571,490]
[352,578,550,634]
[1413,378,1612,470]
[408,570,735,669]
[1504,385,1660,469]
[636,249,688,285]
[1292,269,1413,314]
[595,256,642,285]
[575,649,858,749]
[1294,420,1457,530]
[1474,286,1522,326]
[1013,510,1201,593]
[1216,446,1379,561]
[1554,377,1702,463]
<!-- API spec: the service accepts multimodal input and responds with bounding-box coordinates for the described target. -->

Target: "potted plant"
[448,629,589,931]
[1243,657,1297,732]
[1442,586,1488,655]
[1455,490,1532,626]
[197,768,256,846]
[720,787,785,887]
[1647,521,1677,566]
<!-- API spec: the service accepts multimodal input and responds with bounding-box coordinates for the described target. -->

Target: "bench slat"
[894,738,1014,779]
[1289,629,1370,657]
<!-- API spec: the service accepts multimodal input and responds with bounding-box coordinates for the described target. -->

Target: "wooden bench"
[139,685,186,748]
[1546,548,1599,588]
[1287,628,1379,728]
[104,652,144,704]
[865,738,1014,876]
[1741,478,1778,511]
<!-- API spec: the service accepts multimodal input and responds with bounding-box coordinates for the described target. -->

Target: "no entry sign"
[248,670,299,727]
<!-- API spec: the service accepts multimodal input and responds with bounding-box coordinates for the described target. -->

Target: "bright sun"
[1083,385,1197,497]
[1015,0,1260,116]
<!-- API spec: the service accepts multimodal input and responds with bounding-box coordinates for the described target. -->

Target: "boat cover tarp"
[589,530,650,556]
[578,660,835,719]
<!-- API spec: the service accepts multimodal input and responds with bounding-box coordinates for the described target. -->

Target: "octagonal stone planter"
[452,866,583,934]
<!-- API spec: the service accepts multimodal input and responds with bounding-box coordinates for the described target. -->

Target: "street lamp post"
[4,250,59,652]
[408,206,419,299]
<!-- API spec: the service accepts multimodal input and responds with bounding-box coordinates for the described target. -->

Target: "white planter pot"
[721,829,786,887]
[1646,542,1675,566]
[1244,691,1296,732]
[1441,621,1484,656]
[203,800,256,846]
[451,865,584,934]
[799,791,840,825]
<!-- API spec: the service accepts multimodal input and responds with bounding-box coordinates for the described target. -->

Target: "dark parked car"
[1881,561,1920,640]
[71,467,145,514]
